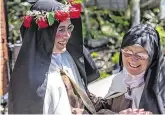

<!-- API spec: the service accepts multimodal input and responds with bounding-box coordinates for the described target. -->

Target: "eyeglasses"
[121,49,149,60]
[57,24,74,34]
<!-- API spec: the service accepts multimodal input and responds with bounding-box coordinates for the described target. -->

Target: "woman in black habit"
[8,0,100,114]
[90,24,165,114]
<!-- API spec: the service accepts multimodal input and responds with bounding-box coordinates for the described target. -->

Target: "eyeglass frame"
[121,49,149,60]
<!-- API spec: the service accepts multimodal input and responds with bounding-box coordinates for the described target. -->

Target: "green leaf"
[112,52,120,64]
[72,0,83,4]
[47,12,54,26]
[91,52,98,58]
[100,71,110,79]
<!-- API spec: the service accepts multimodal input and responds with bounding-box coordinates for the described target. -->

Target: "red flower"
[55,11,69,22]
[68,0,74,3]
[71,3,82,12]
[37,17,49,28]
[69,7,81,18]
[23,16,33,28]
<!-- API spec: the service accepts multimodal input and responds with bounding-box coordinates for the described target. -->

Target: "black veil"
[8,0,99,113]
[119,24,165,114]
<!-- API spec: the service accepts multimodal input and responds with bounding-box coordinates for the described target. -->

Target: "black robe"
[8,0,99,113]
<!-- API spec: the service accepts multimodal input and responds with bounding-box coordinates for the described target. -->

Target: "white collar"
[123,68,145,89]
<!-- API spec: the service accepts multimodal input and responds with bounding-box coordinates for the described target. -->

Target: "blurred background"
[5,0,165,79]
[1,0,165,113]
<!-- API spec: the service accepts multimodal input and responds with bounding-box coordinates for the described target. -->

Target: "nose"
[63,31,71,39]
[131,55,138,62]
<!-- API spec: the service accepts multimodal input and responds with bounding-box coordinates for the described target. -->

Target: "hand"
[72,108,84,114]
[119,108,152,114]
[119,108,141,114]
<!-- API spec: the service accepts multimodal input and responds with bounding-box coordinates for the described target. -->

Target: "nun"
[90,24,165,114]
[8,0,99,114]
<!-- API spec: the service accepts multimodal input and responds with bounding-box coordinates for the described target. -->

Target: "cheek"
[122,55,128,65]
[140,60,149,70]
[56,32,64,38]
[55,32,72,38]
[68,32,71,37]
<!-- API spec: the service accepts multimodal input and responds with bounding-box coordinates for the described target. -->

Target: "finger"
[127,109,135,114]
[119,110,129,114]
[139,111,145,114]
[127,108,133,111]
[132,108,138,112]
[124,108,133,114]
[72,108,83,114]
[145,111,152,115]
[119,108,133,114]
[132,111,138,114]
[139,108,145,112]
[120,109,128,113]
[119,110,127,114]
[119,112,127,114]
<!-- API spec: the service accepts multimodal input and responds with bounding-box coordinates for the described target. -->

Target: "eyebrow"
[58,24,73,29]
[125,48,148,54]
[137,51,148,53]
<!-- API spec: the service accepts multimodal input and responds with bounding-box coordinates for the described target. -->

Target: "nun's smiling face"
[53,19,74,53]
[122,44,149,75]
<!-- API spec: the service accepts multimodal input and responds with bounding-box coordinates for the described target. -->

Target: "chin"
[126,66,142,75]
[54,48,66,54]
[59,48,67,53]
[128,70,141,75]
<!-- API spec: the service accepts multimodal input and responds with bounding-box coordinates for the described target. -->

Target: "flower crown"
[23,0,82,28]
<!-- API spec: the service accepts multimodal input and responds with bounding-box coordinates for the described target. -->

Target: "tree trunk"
[0,0,9,97]
[131,0,141,27]
[160,0,165,19]
[83,0,90,39]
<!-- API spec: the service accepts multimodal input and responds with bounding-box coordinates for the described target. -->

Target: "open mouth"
[129,63,141,68]
[58,41,67,46]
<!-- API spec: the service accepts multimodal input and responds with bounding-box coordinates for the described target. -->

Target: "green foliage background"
[7,0,165,78]
[8,1,30,42]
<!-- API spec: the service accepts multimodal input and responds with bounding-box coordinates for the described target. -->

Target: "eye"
[68,25,74,32]
[124,52,133,57]
[121,49,133,57]
[137,53,149,60]
[57,28,65,33]
[125,50,133,54]
[135,54,143,60]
